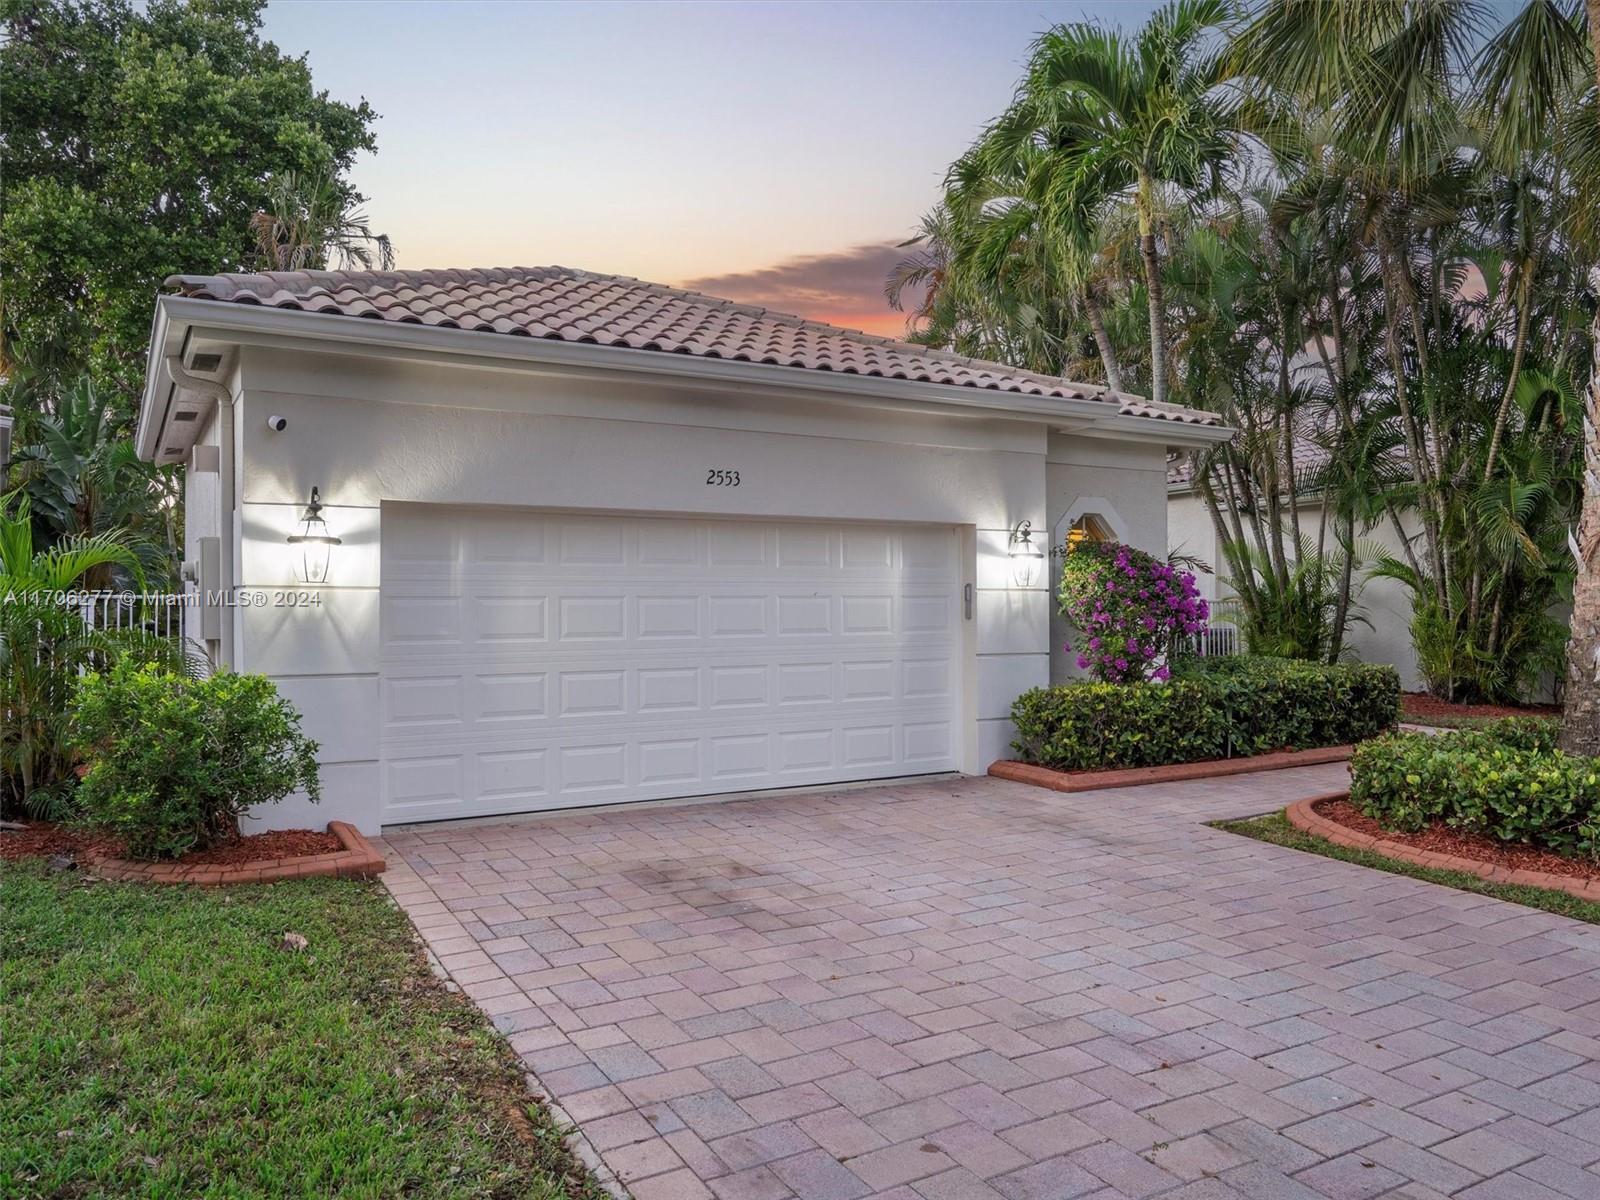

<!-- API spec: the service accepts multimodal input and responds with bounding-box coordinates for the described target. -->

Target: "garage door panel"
[381,509,961,822]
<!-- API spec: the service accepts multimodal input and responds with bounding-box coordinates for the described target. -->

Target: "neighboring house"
[1167,450,1430,691]
[136,267,1228,832]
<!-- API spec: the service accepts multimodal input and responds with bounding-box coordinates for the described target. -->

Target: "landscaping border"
[989,744,1354,792]
[1285,793,1600,902]
[85,821,384,885]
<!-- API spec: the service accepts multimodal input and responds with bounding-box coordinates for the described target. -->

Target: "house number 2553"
[705,469,741,487]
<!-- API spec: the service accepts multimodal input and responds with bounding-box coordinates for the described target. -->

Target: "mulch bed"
[1401,692,1559,721]
[1,822,338,868]
[0,822,118,863]
[991,744,1354,793]
[180,829,341,865]
[1313,797,1600,884]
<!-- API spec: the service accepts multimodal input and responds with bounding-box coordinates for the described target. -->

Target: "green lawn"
[1211,810,1600,925]
[1,865,604,1200]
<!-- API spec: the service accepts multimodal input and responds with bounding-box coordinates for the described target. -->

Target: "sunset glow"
[259,0,1164,333]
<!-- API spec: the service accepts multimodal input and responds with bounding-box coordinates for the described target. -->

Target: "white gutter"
[137,295,1235,460]
[165,354,238,667]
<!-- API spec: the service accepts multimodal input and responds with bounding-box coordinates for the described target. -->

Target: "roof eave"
[139,296,1233,459]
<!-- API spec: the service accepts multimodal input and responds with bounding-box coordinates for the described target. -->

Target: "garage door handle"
[964,583,973,620]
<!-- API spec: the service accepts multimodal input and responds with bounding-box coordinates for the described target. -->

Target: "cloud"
[680,241,921,337]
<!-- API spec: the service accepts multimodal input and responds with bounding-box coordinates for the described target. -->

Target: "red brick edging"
[86,821,385,886]
[1285,793,1600,901]
[989,744,1354,793]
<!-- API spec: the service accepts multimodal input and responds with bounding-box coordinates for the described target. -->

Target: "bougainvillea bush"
[1059,541,1209,682]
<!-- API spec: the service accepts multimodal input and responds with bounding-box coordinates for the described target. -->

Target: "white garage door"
[379,506,963,823]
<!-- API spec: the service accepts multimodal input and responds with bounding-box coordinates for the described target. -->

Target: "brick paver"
[379,766,1600,1198]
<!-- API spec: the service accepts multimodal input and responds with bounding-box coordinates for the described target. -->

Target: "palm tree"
[249,169,395,273]
[975,0,1243,406]
[1561,0,1600,753]
[942,136,1131,390]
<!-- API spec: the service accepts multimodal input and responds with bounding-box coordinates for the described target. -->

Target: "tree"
[1,0,380,402]
[1561,0,1600,754]
[1228,0,1593,702]
[977,0,1244,407]
[249,169,394,273]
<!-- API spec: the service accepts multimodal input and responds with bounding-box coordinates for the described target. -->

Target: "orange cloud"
[680,242,922,340]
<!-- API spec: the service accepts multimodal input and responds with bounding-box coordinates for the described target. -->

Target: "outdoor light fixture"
[1008,519,1044,588]
[286,487,341,584]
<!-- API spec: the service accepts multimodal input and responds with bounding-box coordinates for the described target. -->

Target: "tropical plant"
[1,494,157,816]
[1230,0,1595,703]
[5,376,179,580]
[249,169,395,273]
[909,1,1596,704]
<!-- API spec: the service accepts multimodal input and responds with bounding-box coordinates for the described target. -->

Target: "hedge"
[1010,656,1399,771]
[1350,721,1600,860]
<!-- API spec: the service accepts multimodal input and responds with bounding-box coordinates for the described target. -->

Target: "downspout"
[166,356,238,668]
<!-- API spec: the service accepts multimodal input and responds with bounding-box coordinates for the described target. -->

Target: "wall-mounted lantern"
[286,487,341,584]
[1008,519,1044,588]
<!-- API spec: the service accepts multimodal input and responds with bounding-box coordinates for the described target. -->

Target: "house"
[136,267,1229,833]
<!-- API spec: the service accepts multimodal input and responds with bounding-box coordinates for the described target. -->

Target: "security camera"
[266,415,288,432]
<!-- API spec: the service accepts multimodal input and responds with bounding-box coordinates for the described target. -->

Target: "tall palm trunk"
[1083,288,1125,392]
[1136,174,1169,406]
[1561,270,1600,754]
[1559,6,1600,756]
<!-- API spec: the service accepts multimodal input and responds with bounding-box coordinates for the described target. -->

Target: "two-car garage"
[378,506,964,823]
[140,265,1225,833]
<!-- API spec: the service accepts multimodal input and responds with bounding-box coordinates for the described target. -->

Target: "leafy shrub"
[1173,657,1400,755]
[1059,541,1208,682]
[71,662,321,860]
[1012,656,1399,770]
[1351,726,1600,860]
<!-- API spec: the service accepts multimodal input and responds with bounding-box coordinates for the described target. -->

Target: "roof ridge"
[159,265,1219,427]
[167,265,1110,394]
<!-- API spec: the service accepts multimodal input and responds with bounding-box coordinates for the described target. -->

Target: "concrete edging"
[87,821,385,886]
[989,744,1354,793]
[1285,792,1600,901]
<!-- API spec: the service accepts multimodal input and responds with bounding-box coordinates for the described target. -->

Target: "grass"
[1211,810,1600,925]
[1,865,605,1200]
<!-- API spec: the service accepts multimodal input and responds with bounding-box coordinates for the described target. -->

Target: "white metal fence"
[75,592,188,641]
[1189,623,1240,658]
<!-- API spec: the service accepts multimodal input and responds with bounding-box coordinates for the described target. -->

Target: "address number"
[706,469,741,487]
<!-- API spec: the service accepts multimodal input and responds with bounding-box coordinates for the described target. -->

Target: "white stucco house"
[137,266,1229,833]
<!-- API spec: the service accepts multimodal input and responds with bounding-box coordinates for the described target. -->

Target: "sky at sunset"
[261,0,1164,336]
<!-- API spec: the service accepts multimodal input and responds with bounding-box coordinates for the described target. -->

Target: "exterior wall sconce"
[1008,519,1044,588]
[286,487,342,583]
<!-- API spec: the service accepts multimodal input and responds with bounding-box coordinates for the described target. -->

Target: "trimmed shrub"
[71,661,321,860]
[1350,726,1600,859]
[1011,681,1229,769]
[1011,657,1399,771]
[1059,541,1208,683]
[1172,657,1401,756]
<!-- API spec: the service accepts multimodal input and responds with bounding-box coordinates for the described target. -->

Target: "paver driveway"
[380,766,1600,1200]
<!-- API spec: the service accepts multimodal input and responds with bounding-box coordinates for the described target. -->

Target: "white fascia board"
[137,295,1234,460]
[136,302,178,460]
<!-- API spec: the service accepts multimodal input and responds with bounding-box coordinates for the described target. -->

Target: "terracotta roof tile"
[164,266,1219,427]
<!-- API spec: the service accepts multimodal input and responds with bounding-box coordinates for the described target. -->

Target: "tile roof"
[164,266,1220,427]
